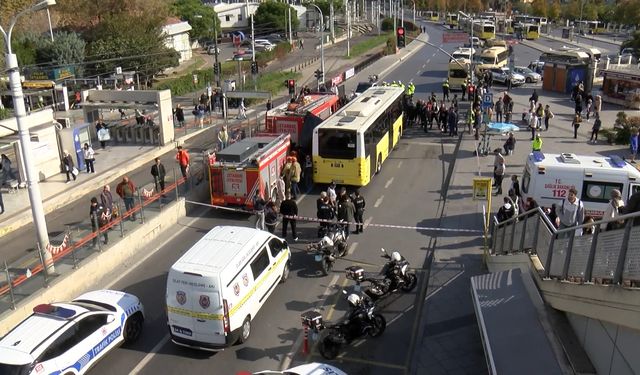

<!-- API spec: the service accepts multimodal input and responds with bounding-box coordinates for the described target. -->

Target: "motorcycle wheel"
[321,258,332,276]
[319,336,341,359]
[368,313,387,338]
[400,273,418,292]
[336,241,348,257]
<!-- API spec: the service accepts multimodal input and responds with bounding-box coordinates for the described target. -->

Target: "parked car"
[527,60,545,75]
[253,362,348,375]
[513,66,542,83]
[489,67,525,86]
[207,45,220,55]
[233,48,256,60]
[0,290,144,375]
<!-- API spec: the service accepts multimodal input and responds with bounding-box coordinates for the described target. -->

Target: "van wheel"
[237,316,252,344]
[280,262,290,283]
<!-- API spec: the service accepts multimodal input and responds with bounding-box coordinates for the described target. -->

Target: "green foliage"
[385,36,396,55]
[601,111,640,145]
[530,0,548,17]
[621,31,640,52]
[347,34,392,59]
[381,18,394,32]
[0,107,11,120]
[172,0,221,41]
[36,32,86,76]
[547,1,561,21]
[254,1,299,34]
[305,0,343,17]
[12,32,40,67]
[255,42,292,67]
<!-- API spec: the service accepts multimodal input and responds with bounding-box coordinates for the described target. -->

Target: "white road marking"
[385,177,394,189]
[374,195,384,208]
[397,160,403,168]
[364,217,373,229]
[130,334,170,374]
[426,59,430,64]
[280,274,340,370]
[347,242,359,255]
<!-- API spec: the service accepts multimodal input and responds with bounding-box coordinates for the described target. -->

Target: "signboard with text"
[442,32,469,44]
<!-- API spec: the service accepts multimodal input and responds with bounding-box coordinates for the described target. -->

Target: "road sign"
[482,93,493,109]
[442,32,469,43]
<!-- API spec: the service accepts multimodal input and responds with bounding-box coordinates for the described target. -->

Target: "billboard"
[442,32,469,43]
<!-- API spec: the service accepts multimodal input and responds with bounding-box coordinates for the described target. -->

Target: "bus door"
[365,129,376,175]
[388,112,394,152]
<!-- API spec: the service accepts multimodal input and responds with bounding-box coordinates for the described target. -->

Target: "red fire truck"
[209,134,290,208]
[264,93,340,152]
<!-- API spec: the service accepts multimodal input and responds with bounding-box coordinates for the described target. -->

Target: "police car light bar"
[33,304,76,319]
[532,151,545,162]
[609,155,626,168]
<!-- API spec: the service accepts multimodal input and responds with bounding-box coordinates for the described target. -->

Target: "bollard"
[4,260,16,310]
[117,201,125,237]
[67,227,78,269]
[302,324,309,354]
[174,168,180,200]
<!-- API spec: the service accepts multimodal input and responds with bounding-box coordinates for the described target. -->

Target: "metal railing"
[0,161,206,313]
[492,208,640,287]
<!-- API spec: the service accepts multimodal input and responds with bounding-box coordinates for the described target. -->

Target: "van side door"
[250,245,277,305]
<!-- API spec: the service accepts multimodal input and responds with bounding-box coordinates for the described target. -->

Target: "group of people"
[62,143,97,184]
[405,93,460,136]
[315,182,366,239]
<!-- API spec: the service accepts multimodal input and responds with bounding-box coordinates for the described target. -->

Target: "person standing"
[100,185,114,219]
[281,157,293,197]
[535,103,544,129]
[174,104,185,127]
[572,114,582,139]
[575,94,583,116]
[237,99,247,120]
[280,194,299,241]
[0,187,4,214]
[62,150,77,183]
[265,201,278,234]
[594,94,602,117]
[327,181,337,207]
[496,197,516,223]
[590,114,602,143]
[510,175,521,198]
[630,127,639,163]
[532,133,543,152]
[217,126,229,151]
[90,197,109,246]
[461,79,467,101]
[96,119,109,150]
[290,156,302,199]
[442,78,450,101]
[495,99,503,123]
[543,105,553,131]
[601,189,625,231]
[352,189,366,233]
[556,188,585,237]
[266,99,272,111]
[337,194,355,240]
[447,106,458,136]
[493,155,506,195]
[253,193,266,230]
[175,146,190,180]
[83,143,95,174]
[116,176,136,221]
[317,192,334,237]
[151,157,166,194]
[1,154,16,186]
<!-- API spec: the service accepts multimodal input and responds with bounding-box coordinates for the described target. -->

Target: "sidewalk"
[0,30,389,238]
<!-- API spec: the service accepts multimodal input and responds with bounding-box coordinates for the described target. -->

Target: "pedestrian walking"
[510,175,521,198]
[503,132,516,155]
[575,94,583,116]
[556,188,585,237]
[150,157,166,194]
[493,154,506,195]
[535,103,544,129]
[175,146,190,180]
[1,154,16,186]
[116,176,137,221]
[528,111,538,140]
[532,133,543,152]
[253,193,266,230]
[594,94,602,117]
[461,80,467,101]
[586,96,593,120]
[337,194,355,240]
[237,98,247,119]
[572,114,582,139]
[495,99,503,123]
[62,150,77,183]
[266,99,272,111]
[217,126,229,151]
[590,114,602,143]
[265,201,278,233]
[280,194,299,241]
[83,143,95,173]
[174,104,185,127]
[496,197,515,223]
[529,89,539,108]
[90,197,109,246]
[352,189,365,233]
[601,189,625,231]
[100,185,114,219]
[96,119,109,149]
[543,105,553,131]
[630,127,639,163]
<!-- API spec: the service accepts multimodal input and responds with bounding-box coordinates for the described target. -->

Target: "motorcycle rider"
[352,189,366,233]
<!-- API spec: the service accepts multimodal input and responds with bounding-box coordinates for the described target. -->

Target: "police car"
[252,362,348,375]
[0,290,144,375]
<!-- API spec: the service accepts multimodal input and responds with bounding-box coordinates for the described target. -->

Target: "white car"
[0,290,144,375]
[488,67,525,86]
[513,66,542,83]
[253,362,348,375]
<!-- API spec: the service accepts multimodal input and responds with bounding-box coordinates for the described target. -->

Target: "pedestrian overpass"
[472,208,640,375]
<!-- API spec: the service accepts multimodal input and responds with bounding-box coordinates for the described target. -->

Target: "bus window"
[317,129,357,159]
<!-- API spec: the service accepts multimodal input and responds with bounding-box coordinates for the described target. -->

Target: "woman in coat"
[62,150,76,183]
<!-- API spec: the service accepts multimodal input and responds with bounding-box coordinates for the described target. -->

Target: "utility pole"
[377,1,381,36]
[393,0,396,34]
[330,2,335,42]
[288,4,293,48]
[346,0,351,57]
[214,16,220,88]
[251,14,257,90]
[401,0,404,28]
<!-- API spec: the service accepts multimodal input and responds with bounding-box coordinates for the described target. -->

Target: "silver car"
[489,67,525,86]
[513,66,542,83]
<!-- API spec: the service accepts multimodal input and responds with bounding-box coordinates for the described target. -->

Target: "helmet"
[347,293,361,307]
[392,252,402,262]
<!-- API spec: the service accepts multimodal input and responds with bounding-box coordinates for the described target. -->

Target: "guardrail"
[0,160,207,313]
[492,207,640,287]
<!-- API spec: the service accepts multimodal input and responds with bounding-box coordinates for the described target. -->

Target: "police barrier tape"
[184,200,483,234]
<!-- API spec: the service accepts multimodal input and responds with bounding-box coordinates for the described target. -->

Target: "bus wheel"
[376,155,382,174]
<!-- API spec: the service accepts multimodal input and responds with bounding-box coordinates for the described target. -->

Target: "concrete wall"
[567,313,640,375]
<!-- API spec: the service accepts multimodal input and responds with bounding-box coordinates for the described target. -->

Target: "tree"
[172,0,220,42]
[530,0,548,17]
[254,1,299,34]
[547,0,561,21]
[54,0,169,30]
[35,31,86,76]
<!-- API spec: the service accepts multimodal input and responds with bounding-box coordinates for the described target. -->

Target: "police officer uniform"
[353,191,366,233]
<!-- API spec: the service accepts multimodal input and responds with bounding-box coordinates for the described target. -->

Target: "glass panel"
[623,226,640,282]
[592,228,625,281]
[549,237,569,277]
[512,221,524,252]
[567,235,593,280]
[523,216,535,250]
[536,217,553,267]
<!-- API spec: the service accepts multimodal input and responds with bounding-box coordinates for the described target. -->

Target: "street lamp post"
[0,0,56,274]
[195,14,221,87]
[309,4,325,89]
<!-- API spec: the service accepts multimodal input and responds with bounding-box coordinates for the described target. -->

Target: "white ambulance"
[166,226,291,351]
[521,152,640,217]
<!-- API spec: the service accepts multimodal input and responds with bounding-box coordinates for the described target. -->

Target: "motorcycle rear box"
[301,310,324,330]
[345,266,365,281]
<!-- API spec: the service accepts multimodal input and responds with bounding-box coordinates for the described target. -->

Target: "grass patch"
[346,33,393,58]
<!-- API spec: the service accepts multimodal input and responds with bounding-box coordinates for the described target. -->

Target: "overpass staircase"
[473,208,640,374]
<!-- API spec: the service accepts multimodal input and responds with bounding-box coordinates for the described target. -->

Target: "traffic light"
[251,61,259,75]
[285,79,295,95]
[396,27,406,48]
[213,62,221,75]
[314,69,323,81]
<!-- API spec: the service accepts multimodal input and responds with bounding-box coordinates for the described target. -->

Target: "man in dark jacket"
[280,194,298,241]
[352,189,366,233]
[317,192,334,237]
[90,197,109,246]
[150,157,166,195]
[337,194,356,239]
[622,191,640,226]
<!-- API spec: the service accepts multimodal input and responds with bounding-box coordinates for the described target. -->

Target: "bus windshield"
[480,56,496,64]
[317,129,357,159]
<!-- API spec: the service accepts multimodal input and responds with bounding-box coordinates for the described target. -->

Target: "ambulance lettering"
[544,179,575,198]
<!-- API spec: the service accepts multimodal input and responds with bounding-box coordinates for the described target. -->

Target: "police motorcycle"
[307,226,348,275]
[345,248,418,301]
[301,290,386,360]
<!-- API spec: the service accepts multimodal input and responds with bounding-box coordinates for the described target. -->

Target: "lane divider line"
[374,195,384,208]
[130,333,170,374]
[384,177,394,189]
[397,160,403,168]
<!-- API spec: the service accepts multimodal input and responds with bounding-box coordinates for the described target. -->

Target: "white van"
[166,226,291,351]
[521,152,640,217]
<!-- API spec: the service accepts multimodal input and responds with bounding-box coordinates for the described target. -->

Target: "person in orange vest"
[175,145,190,180]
